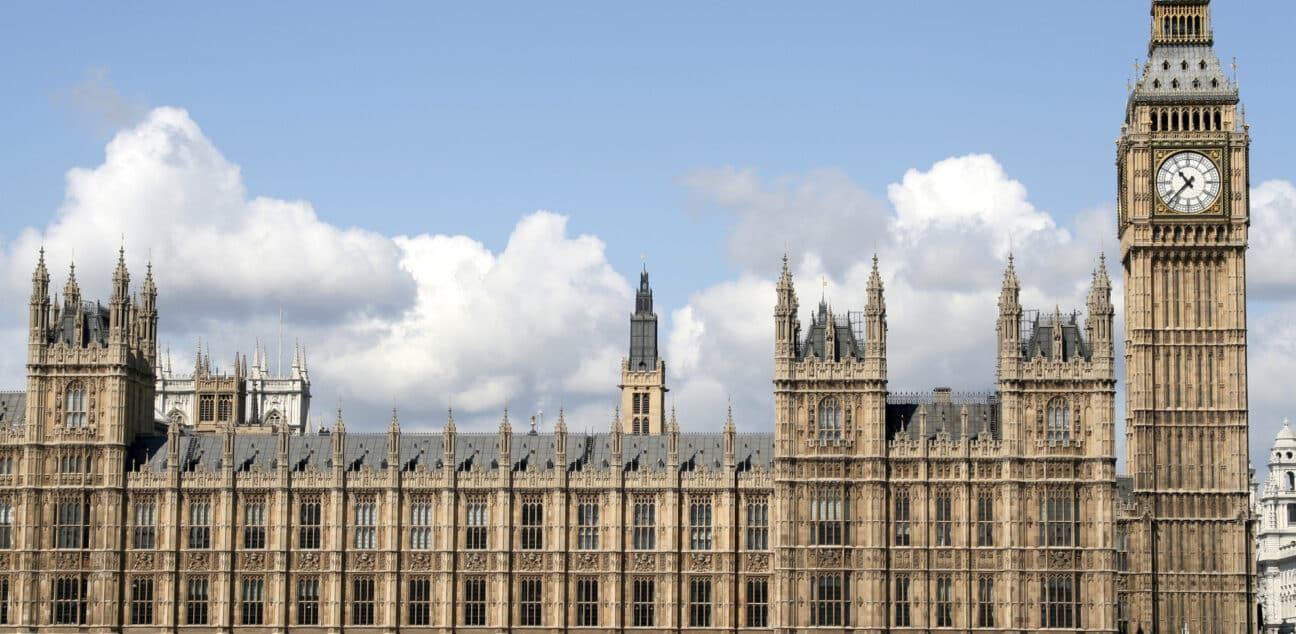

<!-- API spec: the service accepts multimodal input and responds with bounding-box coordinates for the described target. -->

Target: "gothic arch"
[64,381,88,429]
[1046,397,1071,441]
[817,397,841,441]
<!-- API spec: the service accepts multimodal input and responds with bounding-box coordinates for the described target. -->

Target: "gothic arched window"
[817,398,842,441]
[265,411,282,429]
[1046,397,1071,441]
[64,383,87,429]
[1286,471,1294,492]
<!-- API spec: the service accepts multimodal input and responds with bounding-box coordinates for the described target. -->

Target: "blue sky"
[2,2,1295,470]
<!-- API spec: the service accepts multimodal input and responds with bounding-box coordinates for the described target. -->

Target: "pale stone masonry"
[0,1,1255,632]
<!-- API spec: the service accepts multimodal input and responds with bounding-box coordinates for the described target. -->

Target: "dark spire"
[629,264,658,371]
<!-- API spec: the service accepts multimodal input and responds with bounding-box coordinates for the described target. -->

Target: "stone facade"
[1257,422,1296,631]
[0,2,1257,632]
[1116,1,1257,632]
[155,339,312,435]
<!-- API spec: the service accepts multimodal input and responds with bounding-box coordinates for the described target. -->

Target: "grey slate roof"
[1022,312,1091,362]
[886,391,1000,442]
[1135,44,1236,104]
[0,392,25,428]
[127,430,776,474]
[52,302,111,347]
[799,301,861,361]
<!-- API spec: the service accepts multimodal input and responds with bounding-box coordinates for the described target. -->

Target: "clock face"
[1156,151,1221,213]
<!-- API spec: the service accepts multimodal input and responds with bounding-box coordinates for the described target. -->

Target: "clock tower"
[1118,1,1254,632]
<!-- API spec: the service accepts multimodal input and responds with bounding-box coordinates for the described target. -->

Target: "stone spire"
[443,407,457,470]
[774,252,800,361]
[864,254,887,369]
[554,406,568,467]
[610,406,623,468]
[667,405,680,469]
[29,248,50,341]
[63,260,81,309]
[723,401,736,470]
[388,406,401,471]
[499,406,513,465]
[1086,253,1115,360]
[331,402,346,473]
[997,255,1023,365]
[1051,305,1066,361]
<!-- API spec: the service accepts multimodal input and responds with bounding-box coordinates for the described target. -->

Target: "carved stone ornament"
[1048,550,1074,569]
[241,552,266,570]
[633,553,655,572]
[132,552,155,570]
[463,552,487,571]
[297,552,321,571]
[519,552,544,571]
[688,553,713,571]
[743,552,770,572]
[185,552,210,571]
[55,552,81,570]
[408,552,432,571]
[352,552,376,571]
[814,549,842,566]
[575,552,598,570]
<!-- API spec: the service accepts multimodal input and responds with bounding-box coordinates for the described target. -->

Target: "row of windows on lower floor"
[6,574,1082,629]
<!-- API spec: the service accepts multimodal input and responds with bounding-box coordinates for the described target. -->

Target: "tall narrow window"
[1041,575,1077,628]
[132,500,155,549]
[935,575,953,626]
[1046,397,1071,441]
[746,578,769,627]
[817,397,842,440]
[689,498,713,550]
[130,577,154,625]
[520,497,543,550]
[894,575,911,627]
[519,577,542,626]
[217,394,233,422]
[894,490,911,546]
[352,577,376,625]
[0,499,12,549]
[463,577,487,626]
[187,499,211,549]
[299,497,321,549]
[976,490,994,546]
[409,576,433,626]
[633,578,655,627]
[812,488,843,546]
[410,499,433,549]
[465,497,488,550]
[811,574,845,626]
[64,383,87,428]
[633,499,656,550]
[185,576,209,625]
[977,576,995,627]
[243,499,266,549]
[746,497,769,550]
[1040,489,1077,547]
[55,497,89,549]
[577,498,599,550]
[576,577,599,626]
[53,576,86,624]
[688,577,712,627]
[354,498,376,549]
[241,577,264,625]
[297,577,320,625]
[1287,503,1296,525]
[0,577,10,624]
[199,394,215,423]
[934,489,952,546]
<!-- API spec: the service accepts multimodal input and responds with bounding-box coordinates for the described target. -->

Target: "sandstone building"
[0,0,1253,631]
[1256,422,1296,631]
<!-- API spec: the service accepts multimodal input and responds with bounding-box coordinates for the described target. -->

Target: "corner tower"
[620,266,666,434]
[1118,1,1253,631]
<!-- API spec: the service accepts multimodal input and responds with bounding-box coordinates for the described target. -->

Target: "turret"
[1051,305,1065,361]
[667,406,680,470]
[1086,254,1115,361]
[996,255,1023,368]
[774,254,800,362]
[109,247,131,345]
[331,404,346,474]
[610,407,623,468]
[864,255,887,371]
[63,262,81,313]
[29,248,50,343]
